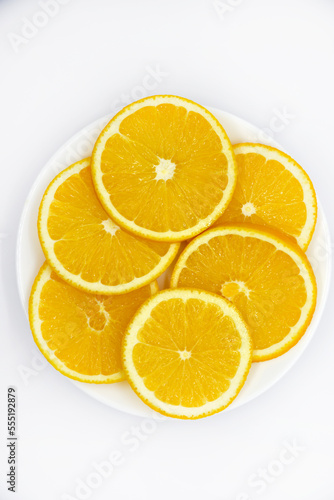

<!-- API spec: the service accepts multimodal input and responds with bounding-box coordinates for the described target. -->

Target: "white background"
[1,0,334,499]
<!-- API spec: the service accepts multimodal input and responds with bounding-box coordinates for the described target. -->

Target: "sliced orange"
[170,224,317,361]
[29,263,158,383]
[38,158,179,295]
[214,144,317,250]
[122,288,252,419]
[91,95,237,242]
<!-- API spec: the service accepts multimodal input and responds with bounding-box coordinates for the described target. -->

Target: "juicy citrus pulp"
[170,224,317,361]
[122,288,252,418]
[214,143,317,250]
[29,263,158,383]
[38,158,179,295]
[91,95,237,242]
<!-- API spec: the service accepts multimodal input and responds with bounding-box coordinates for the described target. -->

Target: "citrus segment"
[29,263,159,383]
[91,95,237,241]
[170,225,317,361]
[122,288,252,418]
[38,158,179,294]
[214,144,317,250]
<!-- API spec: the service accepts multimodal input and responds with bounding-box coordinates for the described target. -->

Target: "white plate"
[16,107,331,418]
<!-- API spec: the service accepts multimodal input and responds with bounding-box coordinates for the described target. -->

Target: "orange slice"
[29,263,158,383]
[170,224,317,361]
[91,95,237,242]
[122,288,252,419]
[214,143,317,250]
[38,158,179,294]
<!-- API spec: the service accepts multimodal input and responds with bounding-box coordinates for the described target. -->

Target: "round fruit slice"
[122,288,252,419]
[213,143,317,250]
[170,224,317,361]
[38,158,179,295]
[91,95,237,242]
[29,263,159,383]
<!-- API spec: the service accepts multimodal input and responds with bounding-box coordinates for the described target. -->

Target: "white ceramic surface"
[16,107,331,418]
